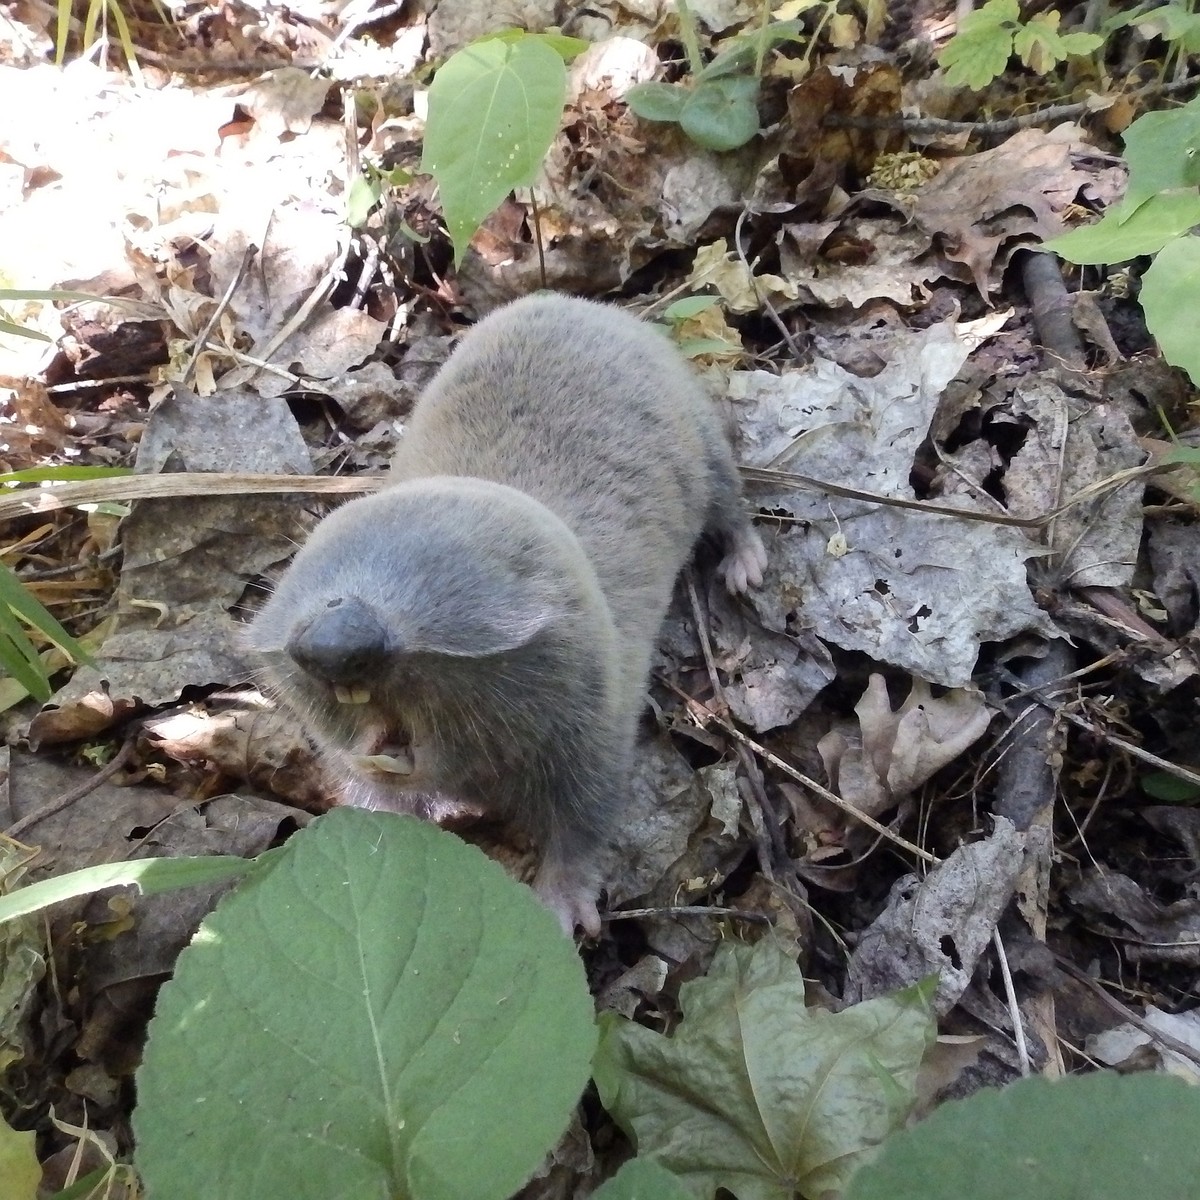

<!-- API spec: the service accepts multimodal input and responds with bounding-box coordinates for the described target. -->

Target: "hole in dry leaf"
[939,934,962,971]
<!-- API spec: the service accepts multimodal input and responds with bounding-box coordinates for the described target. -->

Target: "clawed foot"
[719,526,768,594]
[533,865,602,939]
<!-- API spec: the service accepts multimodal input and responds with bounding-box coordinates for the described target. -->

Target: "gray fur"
[248,294,766,936]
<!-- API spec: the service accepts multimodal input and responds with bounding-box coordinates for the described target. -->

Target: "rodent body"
[248,294,766,936]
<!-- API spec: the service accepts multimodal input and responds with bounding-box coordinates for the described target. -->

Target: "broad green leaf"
[937,0,1018,89]
[680,77,760,151]
[0,1113,39,1200]
[1121,97,1200,214]
[134,810,596,1200]
[0,855,255,924]
[1141,234,1200,386]
[594,938,935,1200]
[846,1073,1200,1200]
[477,27,589,60]
[1047,193,1200,264]
[593,1158,693,1200]
[0,845,44,1075]
[625,82,689,123]
[422,36,566,265]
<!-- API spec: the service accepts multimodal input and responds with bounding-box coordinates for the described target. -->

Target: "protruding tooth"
[334,685,372,705]
[356,753,415,776]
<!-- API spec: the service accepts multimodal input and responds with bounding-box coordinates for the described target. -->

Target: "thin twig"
[992,928,1032,1076]
[669,684,938,864]
[1055,955,1200,1071]
[604,904,772,924]
[7,737,138,839]
[183,243,256,389]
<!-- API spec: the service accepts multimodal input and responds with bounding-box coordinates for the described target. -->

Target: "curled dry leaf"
[817,674,994,820]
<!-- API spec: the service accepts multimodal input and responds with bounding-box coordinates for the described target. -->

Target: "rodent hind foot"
[533,868,602,940]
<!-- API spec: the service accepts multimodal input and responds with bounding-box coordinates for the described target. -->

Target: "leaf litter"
[0,4,1198,1198]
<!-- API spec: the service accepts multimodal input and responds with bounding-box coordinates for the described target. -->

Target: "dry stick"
[182,243,256,390]
[1055,707,1200,789]
[826,76,1200,138]
[1054,955,1200,1072]
[1018,250,1086,371]
[740,455,1187,530]
[992,928,1033,1077]
[0,472,375,522]
[529,189,548,291]
[684,578,788,886]
[732,207,807,365]
[605,904,772,925]
[6,737,137,840]
[668,685,938,865]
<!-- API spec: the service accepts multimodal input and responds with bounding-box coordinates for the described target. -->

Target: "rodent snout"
[286,596,388,689]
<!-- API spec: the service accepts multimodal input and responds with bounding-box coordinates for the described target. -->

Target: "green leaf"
[593,1158,694,1200]
[699,20,805,81]
[134,810,597,1200]
[1013,16,1102,73]
[0,855,255,924]
[421,35,566,265]
[1046,193,1200,264]
[0,1113,40,1200]
[347,174,382,228]
[662,295,721,321]
[1139,769,1200,802]
[42,1166,127,1200]
[0,465,131,485]
[625,81,689,123]
[477,27,589,61]
[1121,96,1200,213]
[0,319,51,342]
[1057,30,1105,55]
[0,560,91,700]
[846,1073,1200,1200]
[1141,235,1200,386]
[593,938,935,1200]
[937,0,1018,89]
[680,77,761,151]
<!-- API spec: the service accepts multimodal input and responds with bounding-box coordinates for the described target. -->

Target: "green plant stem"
[753,0,771,78]
[803,1,836,71]
[675,0,704,76]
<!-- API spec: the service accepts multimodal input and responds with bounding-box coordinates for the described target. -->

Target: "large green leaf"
[1141,234,1200,387]
[421,35,566,264]
[846,1072,1200,1200]
[0,1113,39,1200]
[594,938,935,1200]
[680,77,761,151]
[593,1158,694,1200]
[1120,95,1200,215]
[1048,192,1200,264]
[134,810,596,1200]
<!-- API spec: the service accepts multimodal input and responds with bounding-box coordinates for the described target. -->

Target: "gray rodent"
[247,293,766,936]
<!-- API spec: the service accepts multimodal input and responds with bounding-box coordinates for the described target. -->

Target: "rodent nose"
[286,597,388,685]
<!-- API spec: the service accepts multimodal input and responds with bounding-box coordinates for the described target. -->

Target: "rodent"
[247,293,767,937]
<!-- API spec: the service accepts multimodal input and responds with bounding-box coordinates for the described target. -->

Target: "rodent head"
[246,477,614,775]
